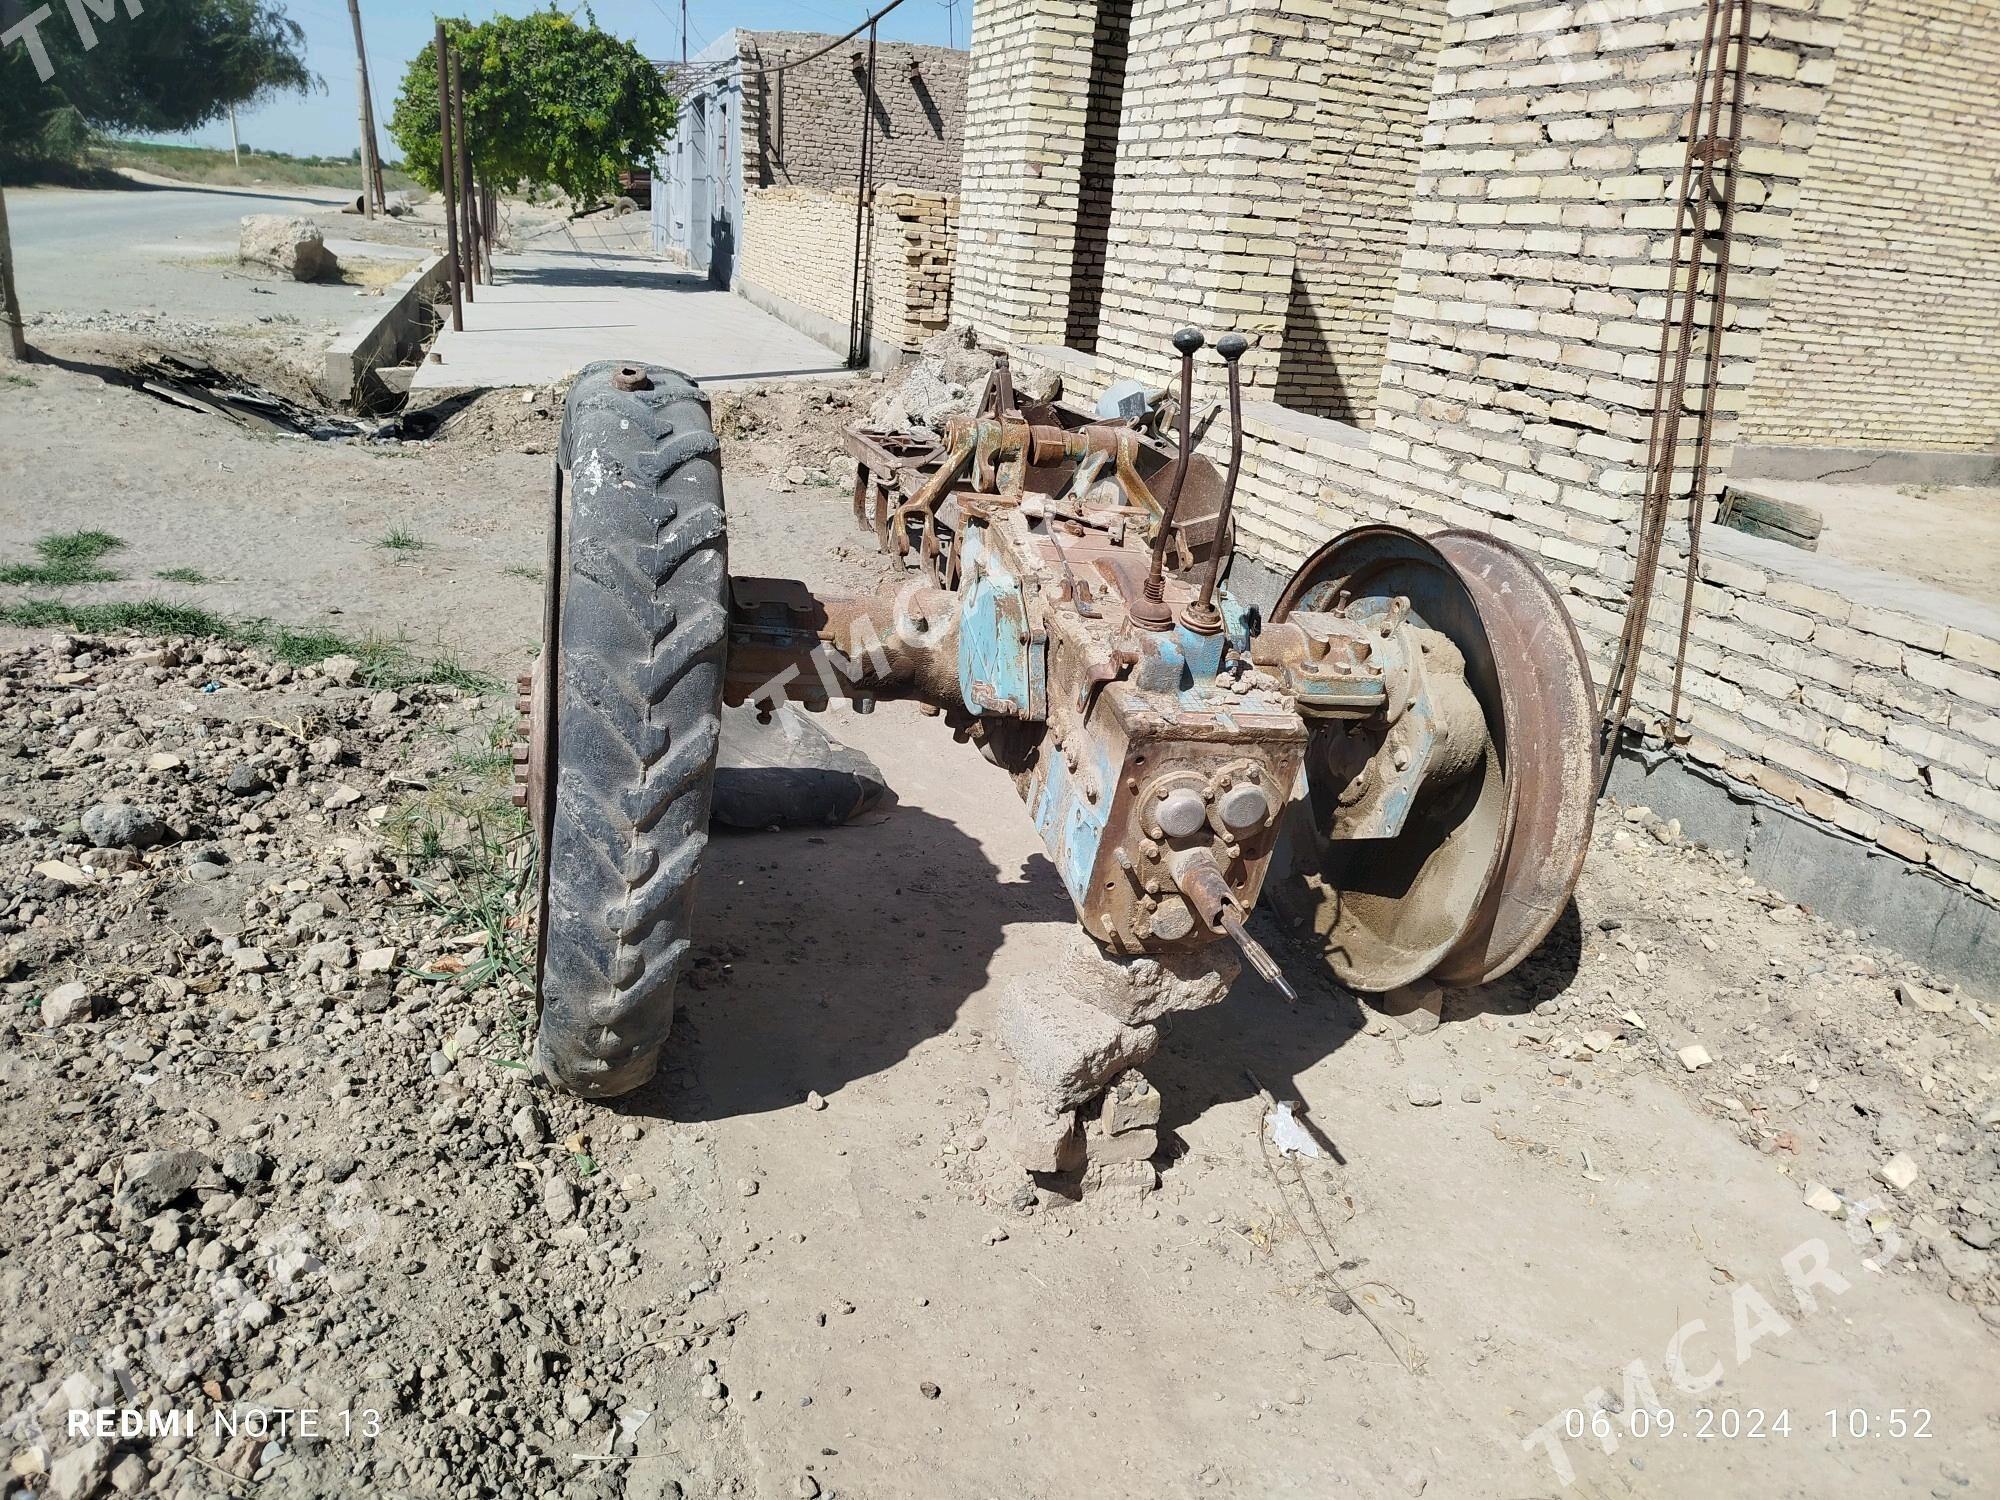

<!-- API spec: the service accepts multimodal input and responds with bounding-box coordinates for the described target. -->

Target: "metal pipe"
[845,22,878,369]
[1132,327,1203,630]
[1186,332,1249,630]
[433,22,462,332]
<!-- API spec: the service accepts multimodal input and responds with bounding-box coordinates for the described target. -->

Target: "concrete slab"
[409,244,849,392]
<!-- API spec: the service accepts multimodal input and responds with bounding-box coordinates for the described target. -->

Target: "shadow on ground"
[613,801,1073,1124]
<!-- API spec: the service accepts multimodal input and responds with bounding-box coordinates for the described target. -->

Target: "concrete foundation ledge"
[1608,744,1997,991]
[733,276,903,372]
[1732,443,2000,487]
[324,253,450,410]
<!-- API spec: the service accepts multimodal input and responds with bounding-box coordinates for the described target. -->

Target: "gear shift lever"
[1182,332,1248,634]
[1132,327,1204,630]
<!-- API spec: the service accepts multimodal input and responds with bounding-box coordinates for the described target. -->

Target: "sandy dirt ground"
[1729,477,2000,611]
[2,347,1997,1499]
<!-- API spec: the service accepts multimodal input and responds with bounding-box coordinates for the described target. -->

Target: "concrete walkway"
[410,242,849,392]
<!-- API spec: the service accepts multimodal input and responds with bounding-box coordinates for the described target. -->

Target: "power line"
[666,0,915,89]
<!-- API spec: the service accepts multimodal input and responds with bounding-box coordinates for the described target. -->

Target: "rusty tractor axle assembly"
[522,343,1599,1192]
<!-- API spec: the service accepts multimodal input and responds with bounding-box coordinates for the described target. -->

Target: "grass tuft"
[155,567,213,585]
[0,529,125,586]
[378,528,427,554]
[0,597,495,693]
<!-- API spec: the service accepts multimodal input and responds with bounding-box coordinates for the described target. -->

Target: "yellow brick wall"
[1089,0,1328,400]
[1274,0,1447,424]
[738,185,957,355]
[1743,0,2000,452]
[955,0,1099,346]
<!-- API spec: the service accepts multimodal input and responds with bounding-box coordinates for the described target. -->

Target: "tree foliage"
[389,8,677,209]
[1,0,315,172]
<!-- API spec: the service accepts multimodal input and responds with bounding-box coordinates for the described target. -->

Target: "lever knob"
[1172,327,1205,356]
[1216,332,1250,361]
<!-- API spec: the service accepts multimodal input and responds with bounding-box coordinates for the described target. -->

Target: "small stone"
[1677,1044,1712,1072]
[1405,1081,1443,1108]
[48,1438,111,1500]
[356,946,398,973]
[511,1105,548,1146]
[1877,1154,1920,1192]
[1376,981,1443,1035]
[325,785,364,810]
[806,1090,828,1111]
[542,1178,577,1226]
[116,1149,209,1218]
[1956,1223,1996,1251]
[109,1453,147,1495]
[1458,1083,1483,1104]
[739,1178,760,1198]
[224,764,270,797]
[320,653,363,686]
[309,735,344,766]
[919,1381,941,1400]
[1802,1183,1842,1215]
[794,1477,821,1499]
[81,800,172,848]
[41,980,95,1027]
[562,1389,594,1423]
[231,947,271,974]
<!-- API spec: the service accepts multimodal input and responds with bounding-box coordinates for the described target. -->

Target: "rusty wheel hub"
[1269,526,1599,993]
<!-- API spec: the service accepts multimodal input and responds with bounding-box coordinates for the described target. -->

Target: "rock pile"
[0,631,747,1498]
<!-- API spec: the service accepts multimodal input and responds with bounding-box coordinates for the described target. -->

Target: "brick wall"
[1741,0,2000,452]
[1088,0,1329,400]
[1274,0,1447,424]
[1063,0,1132,352]
[738,184,957,355]
[956,0,1100,347]
[740,32,968,195]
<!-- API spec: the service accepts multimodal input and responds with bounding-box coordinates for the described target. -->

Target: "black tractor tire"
[534,361,728,1097]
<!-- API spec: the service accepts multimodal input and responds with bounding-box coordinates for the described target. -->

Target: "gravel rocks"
[0,631,749,1499]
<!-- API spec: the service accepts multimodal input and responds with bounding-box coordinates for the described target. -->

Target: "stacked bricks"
[738,184,958,355]
[1275,0,1449,423]
[1741,0,2000,452]
[1088,0,1332,401]
[955,0,1101,346]
[738,33,968,195]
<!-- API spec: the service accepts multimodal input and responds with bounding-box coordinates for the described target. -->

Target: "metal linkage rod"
[1184,332,1249,632]
[1132,327,1204,631]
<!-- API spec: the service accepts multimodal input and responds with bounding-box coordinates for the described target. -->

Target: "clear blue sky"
[151,0,962,159]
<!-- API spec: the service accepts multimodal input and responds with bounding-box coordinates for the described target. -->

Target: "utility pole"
[0,184,27,362]
[450,52,478,298]
[434,22,462,331]
[227,104,241,168]
[347,0,385,216]
[681,0,687,63]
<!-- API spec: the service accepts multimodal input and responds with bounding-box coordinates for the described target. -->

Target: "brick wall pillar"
[1089,0,1331,396]
[954,0,1102,346]
[1368,0,1849,604]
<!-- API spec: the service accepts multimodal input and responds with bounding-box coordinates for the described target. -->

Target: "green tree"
[390,8,677,210]
[0,0,316,173]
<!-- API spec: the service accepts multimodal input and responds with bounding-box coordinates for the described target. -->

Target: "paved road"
[410,241,850,391]
[7,181,432,330]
